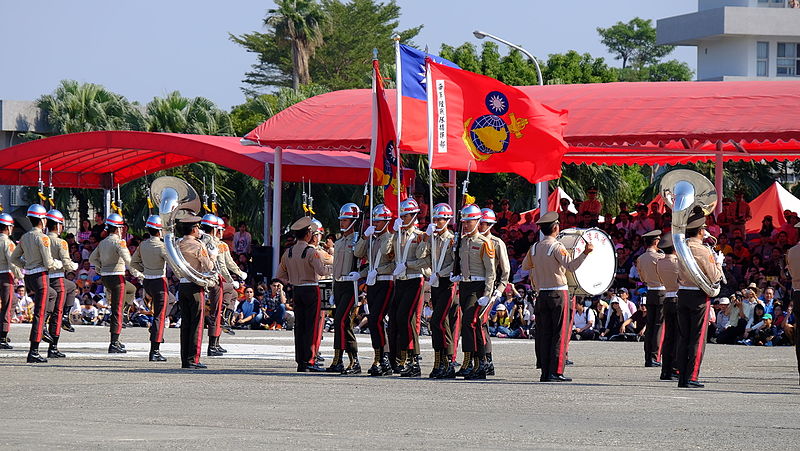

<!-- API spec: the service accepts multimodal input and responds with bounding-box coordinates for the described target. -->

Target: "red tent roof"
[745,182,800,233]
[0,131,374,189]
[245,81,800,165]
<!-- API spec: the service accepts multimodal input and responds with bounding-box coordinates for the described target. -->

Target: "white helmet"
[0,213,14,227]
[460,204,482,221]
[432,203,454,220]
[371,204,393,222]
[26,204,47,219]
[105,213,124,228]
[45,209,65,224]
[145,215,163,230]
[480,208,497,224]
[201,214,219,229]
[338,203,361,220]
[398,198,420,216]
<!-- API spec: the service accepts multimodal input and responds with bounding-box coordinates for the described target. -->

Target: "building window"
[757,42,769,76]
[777,42,800,76]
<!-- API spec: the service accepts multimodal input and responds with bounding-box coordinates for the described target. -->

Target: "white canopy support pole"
[103,189,111,218]
[538,181,549,215]
[271,147,283,276]
[715,144,724,216]
[263,162,271,247]
[448,170,457,208]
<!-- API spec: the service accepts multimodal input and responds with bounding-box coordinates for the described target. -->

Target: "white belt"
[376,275,393,282]
[397,273,423,280]
[295,283,319,287]
[678,285,702,291]
[647,286,666,291]
[462,276,486,282]
[100,272,125,277]
[26,267,47,275]
[48,272,65,279]
[539,285,569,291]
[665,291,678,298]
[144,274,166,280]
[335,276,357,282]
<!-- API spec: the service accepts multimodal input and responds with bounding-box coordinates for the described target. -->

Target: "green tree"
[145,91,234,136]
[440,42,541,85]
[543,51,619,84]
[38,80,145,134]
[265,0,328,89]
[597,17,674,69]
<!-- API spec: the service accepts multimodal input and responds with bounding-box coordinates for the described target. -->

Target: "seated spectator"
[572,300,598,340]
[622,302,647,341]
[713,297,731,339]
[760,287,776,314]
[617,288,637,316]
[131,296,154,328]
[81,300,99,325]
[740,304,767,345]
[261,280,288,330]
[601,300,632,339]
[749,313,778,346]
[14,286,33,323]
[353,293,369,334]
[234,287,262,329]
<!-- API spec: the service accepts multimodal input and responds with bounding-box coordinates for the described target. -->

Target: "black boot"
[48,337,65,358]
[342,352,362,375]
[207,337,223,357]
[61,315,75,333]
[454,352,473,377]
[485,352,495,376]
[428,351,443,378]
[149,342,167,362]
[367,349,384,376]
[27,342,47,363]
[108,341,127,353]
[215,340,228,353]
[326,349,345,373]
[464,358,487,380]
[0,333,11,350]
[400,355,421,377]
[380,352,394,375]
[436,355,456,379]
[41,328,54,345]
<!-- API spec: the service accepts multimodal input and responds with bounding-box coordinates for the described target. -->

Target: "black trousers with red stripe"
[332,281,357,353]
[0,272,14,335]
[676,289,710,384]
[102,275,127,338]
[430,281,456,354]
[179,282,205,366]
[293,285,322,366]
[25,272,49,344]
[143,278,168,344]
[459,281,486,356]
[206,276,224,339]
[394,278,424,355]
[793,291,800,379]
[660,298,678,376]
[366,280,393,351]
[47,277,76,338]
[535,289,570,377]
[644,290,665,364]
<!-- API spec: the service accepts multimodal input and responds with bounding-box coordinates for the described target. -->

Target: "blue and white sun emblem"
[485,91,509,115]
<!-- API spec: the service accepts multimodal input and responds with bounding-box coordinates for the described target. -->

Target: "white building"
[657,0,800,81]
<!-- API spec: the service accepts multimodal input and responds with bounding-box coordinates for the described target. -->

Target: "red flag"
[373,60,407,214]
[427,60,569,183]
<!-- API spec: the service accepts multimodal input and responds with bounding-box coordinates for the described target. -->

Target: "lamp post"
[473,30,548,214]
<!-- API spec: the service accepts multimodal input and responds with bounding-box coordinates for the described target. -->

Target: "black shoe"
[645,360,662,367]
[455,363,473,377]
[436,362,457,379]
[659,373,672,380]
[548,374,572,382]
[47,348,66,358]
[61,316,75,333]
[380,356,394,376]
[428,366,443,379]
[207,347,223,357]
[27,352,47,363]
[149,351,167,362]
[678,380,704,388]
[215,345,228,353]
[307,363,326,373]
[539,374,552,382]
[0,341,12,350]
[42,330,54,345]
[565,359,574,366]
[222,325,235,335]
[182,362,207,369]
[342,361,362,375]
[400,363,421,377]
[367,363,383,376]
[297,363,308,372]
[108,342,127,354]
[464,362,487,380]
[316,355,326,363]
[326,362,345,373]
[485,361,495,376]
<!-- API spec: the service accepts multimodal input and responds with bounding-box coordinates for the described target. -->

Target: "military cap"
[686,212,707,229]
[643,230,662,238]
[178,213,202,223]
[536,211,559,225]
[658,233,673,249]
[290,216,319,232]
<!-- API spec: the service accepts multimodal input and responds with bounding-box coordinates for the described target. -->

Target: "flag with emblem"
[426,60,569,183]
[371,59,406,214]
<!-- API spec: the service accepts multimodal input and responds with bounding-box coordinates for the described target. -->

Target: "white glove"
[366,269,378,286]
[232,281,240,290]
[393,218,403,232]
[449,274,462,283]
[52,260,63,270]
[477,296,490,307]
[715,251,725,266]
[209,248,218,259]
[429,273,439,288]
[492,289,502,301]
[425,223,434,236]
[348,271,361,281]
[239,271,248,280]
[363,225,376,237]
[393,262,407,276]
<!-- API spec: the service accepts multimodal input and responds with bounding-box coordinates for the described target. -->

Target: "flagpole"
[394,34,402,143]
[426,57,436,274]
[369,49,379,271]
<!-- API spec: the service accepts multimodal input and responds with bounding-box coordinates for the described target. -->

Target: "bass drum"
[557,227,616,296]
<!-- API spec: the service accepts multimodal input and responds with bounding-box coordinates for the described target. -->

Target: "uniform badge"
[560,249,567,257]
[60,241,68,251]
[200,248,208,257]
[41,236,50,247]
[8,243,14,252]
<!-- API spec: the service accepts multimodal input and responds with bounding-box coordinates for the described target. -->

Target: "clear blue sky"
[0,0,697,110]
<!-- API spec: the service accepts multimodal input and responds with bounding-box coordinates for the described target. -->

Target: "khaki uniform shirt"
[522,235,588,290]
[332,232,359,280]
[131,236,168,278]
[677,236,723,288]
[786,243,800,290]
[487,233,510,294]
[277,240,332,286]
[10,227,59,272]
[636,248,665,288]
[89,233,143,278]
[394,226,430,279]
[217,241,245,282]
[458,232,495,298]
[423,229,455,278]
[656,254,680,293]
[354,231,395,275]
[178,235,215,274]
[0,234,22,278]
[47,231,77,276]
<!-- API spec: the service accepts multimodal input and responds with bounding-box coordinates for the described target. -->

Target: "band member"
[44,209,78,359]
[453,204,495,380]
[277,217,333,372]
[478,208,510,376]
[391,198,429,377]
[130,215,169,362]
[675,212,722,388]
[424,203,457,379]
[655,233,680,381]
[0,213,21,350]
[10,204,62,363]
[353,204,395,376]
[786,222,800,386]
[636,229,665,367]
[215,218,246,338]
[176,216,216,369]
[88,213,144,354]
[522,211,593,382]
[327,203,362,375]
[200,214,225,357]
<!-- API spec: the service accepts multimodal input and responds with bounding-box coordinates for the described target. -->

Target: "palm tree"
[265,0,328,89]
[37,80,145,134]
[145,91,234,136]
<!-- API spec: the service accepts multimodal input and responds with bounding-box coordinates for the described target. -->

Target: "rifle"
[301,178,309,217]
[47,169,55,208]
[307,179,315,216]
[450,162,474,278]
[350,182,370,273]
[36,162,48,206]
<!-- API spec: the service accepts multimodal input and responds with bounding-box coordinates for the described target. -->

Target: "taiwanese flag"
[372,60,406,214]
[398,44,459,153]
[427,60,569,183]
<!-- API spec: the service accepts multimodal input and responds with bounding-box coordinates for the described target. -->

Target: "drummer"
[522,211,593,382]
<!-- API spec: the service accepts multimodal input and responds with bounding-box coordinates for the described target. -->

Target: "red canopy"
[745,182,800,233]
[245,81,800,164]
[0,131,375,189]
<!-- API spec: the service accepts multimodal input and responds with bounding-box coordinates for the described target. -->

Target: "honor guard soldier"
[89,213,144,354]
[786,222,800,385]
[0,213,21,350]
[130,215,170,362]
[214,217,246,337]
[10,204,63,363]
[176,215,216,369]
[675,212,722,388]
[453,204,496,380]
[277,216,333,372]
[353,204,395,376]
[327,203,363,375]
[424,203,458,379]
[522,211,592,382]
[390,198,430,377]
[44,209,78,359]
[200,214,226,357]
[478,208,510,377]
[636,229,666,367]
[655,233,680,381]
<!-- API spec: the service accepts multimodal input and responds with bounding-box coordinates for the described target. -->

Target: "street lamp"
[473,30,548,214]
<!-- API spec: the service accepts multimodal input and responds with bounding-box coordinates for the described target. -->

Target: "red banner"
[373,60,407,213]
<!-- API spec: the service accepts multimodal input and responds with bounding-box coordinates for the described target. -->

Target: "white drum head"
[559,228,616,296]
